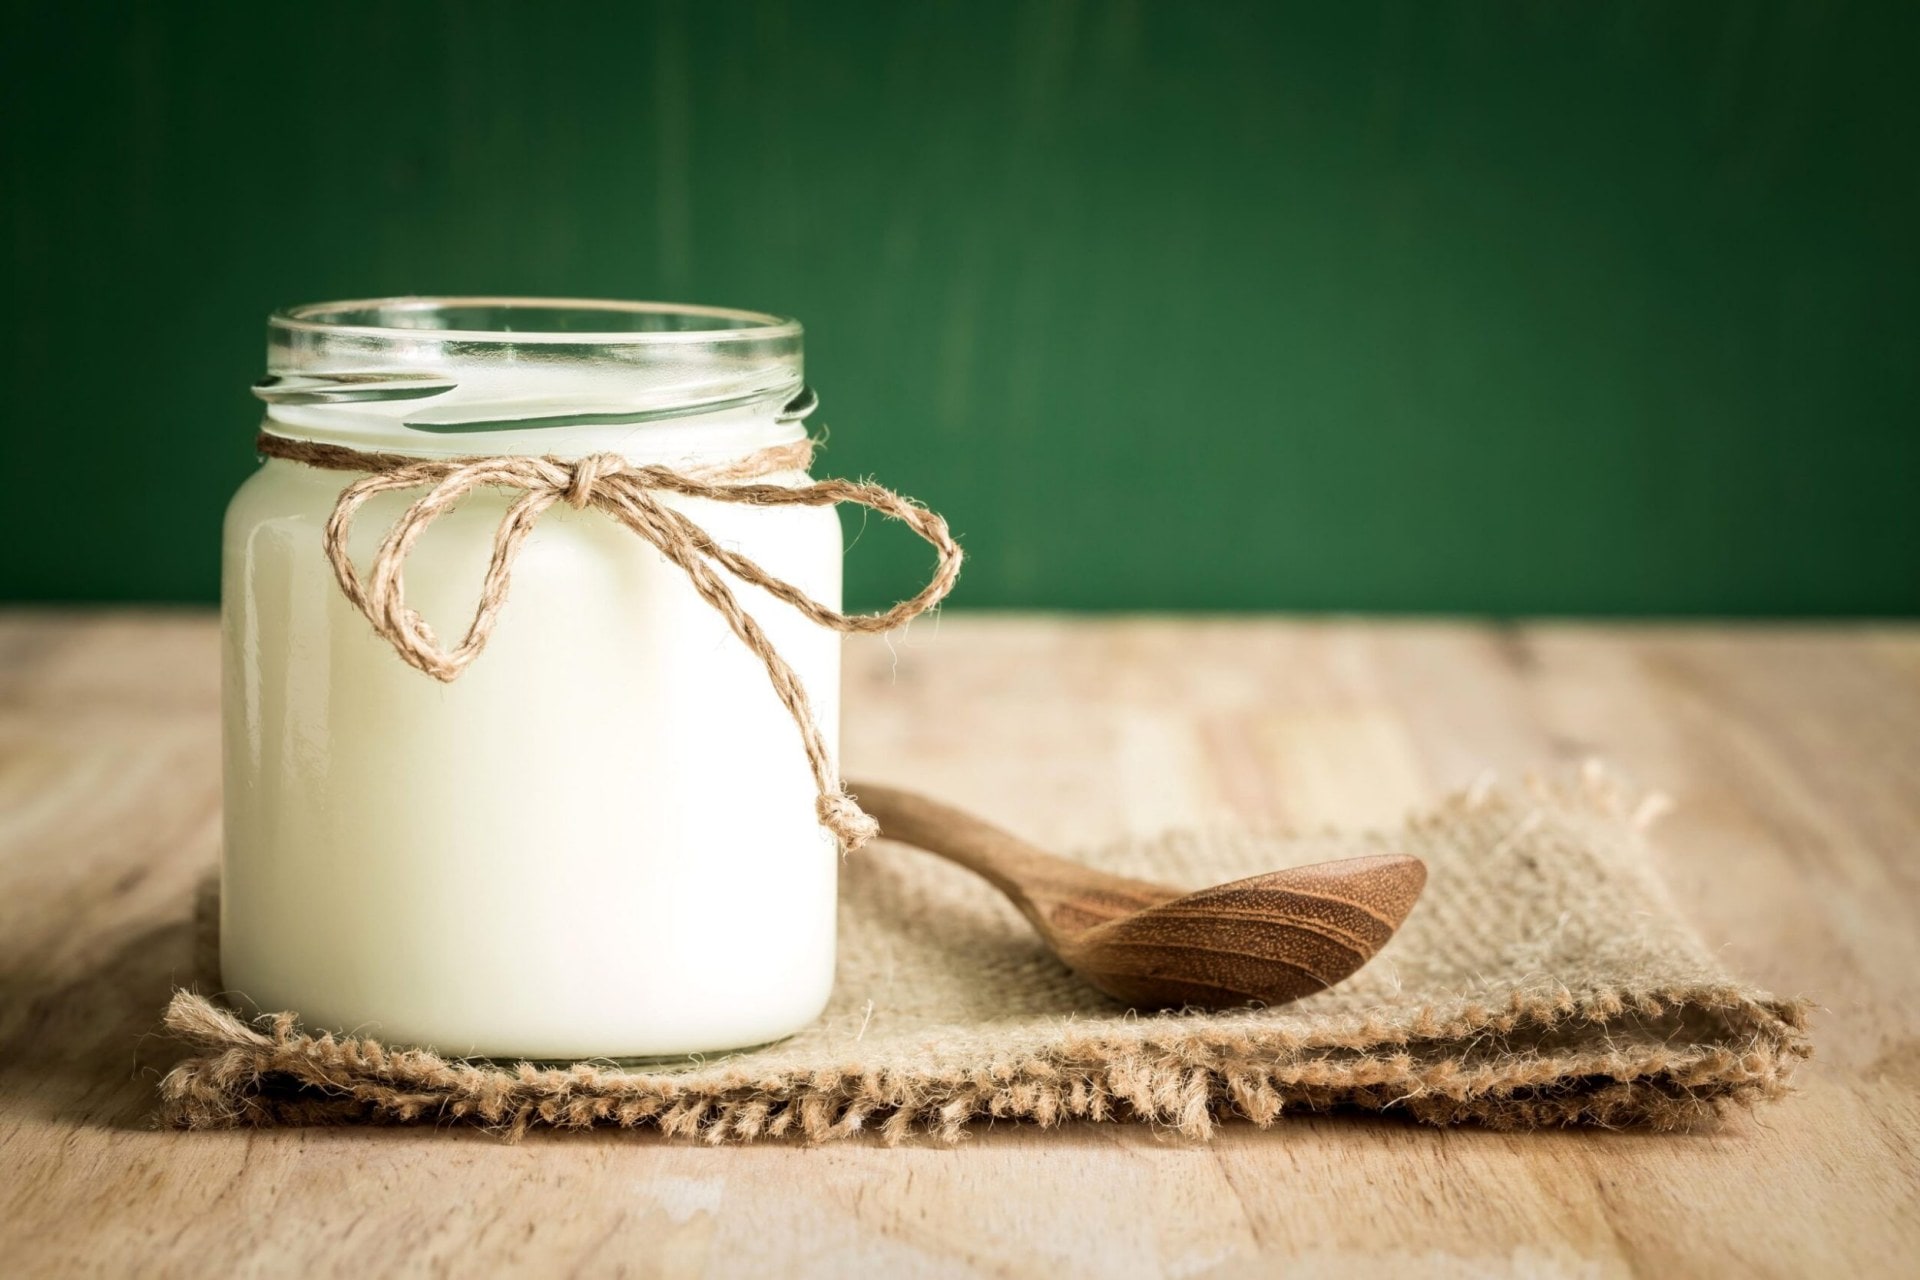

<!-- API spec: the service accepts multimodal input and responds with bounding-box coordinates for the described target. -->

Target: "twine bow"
[254,432,963,850]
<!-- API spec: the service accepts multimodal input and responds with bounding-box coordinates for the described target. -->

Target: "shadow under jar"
[222,298,843,1059]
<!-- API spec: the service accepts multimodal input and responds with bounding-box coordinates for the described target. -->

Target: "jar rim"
[270,296,803,346]
[260,296,809,455]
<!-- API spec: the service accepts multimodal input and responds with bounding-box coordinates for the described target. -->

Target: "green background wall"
[4,1,1915,615]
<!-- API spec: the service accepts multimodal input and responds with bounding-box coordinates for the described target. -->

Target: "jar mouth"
[271,296,802,345]
[260,296,809,459]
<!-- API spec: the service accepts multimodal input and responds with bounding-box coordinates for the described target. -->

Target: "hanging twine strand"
[254,431,963,850]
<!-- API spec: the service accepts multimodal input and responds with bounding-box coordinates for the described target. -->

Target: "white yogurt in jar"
[220,299,844,1059]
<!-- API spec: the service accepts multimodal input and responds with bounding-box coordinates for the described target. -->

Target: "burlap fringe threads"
[254,432,963,850]
[158,986,1807,1145]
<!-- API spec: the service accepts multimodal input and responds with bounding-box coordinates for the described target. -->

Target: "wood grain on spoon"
[848,781,1427,1011]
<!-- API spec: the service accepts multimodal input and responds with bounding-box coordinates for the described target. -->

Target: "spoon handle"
[845,781,1178,933]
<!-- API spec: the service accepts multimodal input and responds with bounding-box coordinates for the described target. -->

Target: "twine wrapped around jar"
[253,431,963,850]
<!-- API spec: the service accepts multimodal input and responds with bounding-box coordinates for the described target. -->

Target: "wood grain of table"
[1,610,1915,1278]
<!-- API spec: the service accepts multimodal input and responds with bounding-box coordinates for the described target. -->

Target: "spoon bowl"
[850,781,1427,1011]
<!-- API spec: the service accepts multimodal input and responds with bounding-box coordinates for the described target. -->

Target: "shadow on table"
[0,911,201,1130]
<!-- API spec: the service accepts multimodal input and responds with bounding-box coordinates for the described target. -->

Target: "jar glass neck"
[255,298,810,463]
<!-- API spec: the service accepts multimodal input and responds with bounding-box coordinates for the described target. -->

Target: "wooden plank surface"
[1,610,1915,1278]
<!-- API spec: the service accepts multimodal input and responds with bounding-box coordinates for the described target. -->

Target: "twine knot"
[564,452,625,509]
[254,431,963,851]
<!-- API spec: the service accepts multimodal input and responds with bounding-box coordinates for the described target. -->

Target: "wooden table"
[2,611,1915,1277]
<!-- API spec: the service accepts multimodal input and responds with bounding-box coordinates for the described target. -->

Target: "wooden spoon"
[848,781,1427,1011]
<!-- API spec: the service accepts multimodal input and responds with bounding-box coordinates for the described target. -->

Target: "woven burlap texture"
[159,769,1809,1142]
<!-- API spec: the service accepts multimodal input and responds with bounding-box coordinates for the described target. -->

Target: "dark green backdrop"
[5,2,1916,614]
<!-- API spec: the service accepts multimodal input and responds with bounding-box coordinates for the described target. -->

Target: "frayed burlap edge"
[156,769,1813,1143]
[158,984,1809,1144]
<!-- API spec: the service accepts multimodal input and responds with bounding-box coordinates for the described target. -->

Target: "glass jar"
[222,298,843,1059]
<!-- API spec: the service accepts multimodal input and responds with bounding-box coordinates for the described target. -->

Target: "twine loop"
[254,431,963,850]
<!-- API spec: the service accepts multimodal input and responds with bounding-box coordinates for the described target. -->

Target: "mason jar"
[222,298,844,1059]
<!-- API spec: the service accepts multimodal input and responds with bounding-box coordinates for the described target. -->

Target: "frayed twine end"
[818,789,880,851]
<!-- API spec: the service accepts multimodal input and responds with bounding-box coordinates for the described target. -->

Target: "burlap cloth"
[158,769,1809,1142]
